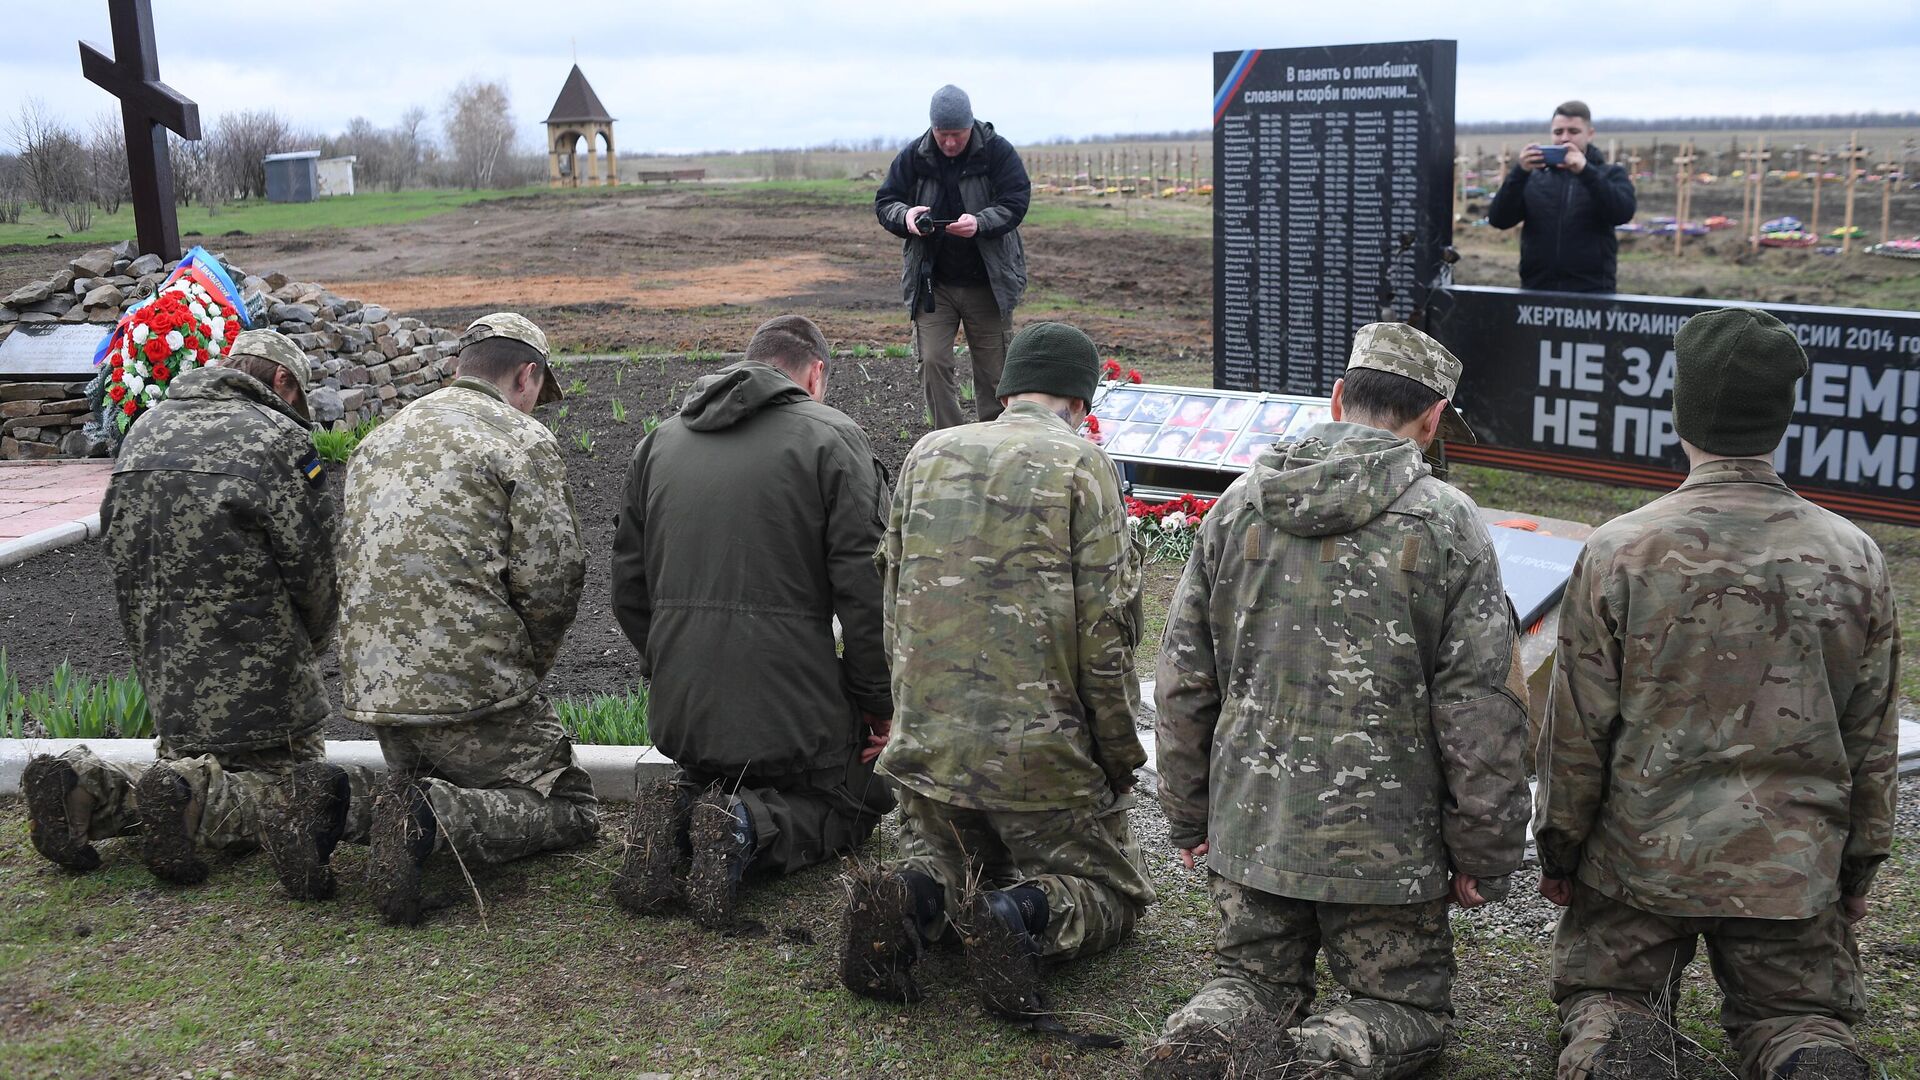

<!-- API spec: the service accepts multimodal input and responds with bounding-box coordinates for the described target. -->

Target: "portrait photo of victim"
[1167,396,1218,428]
[1249,401,1299,434]
[1131,392,1181,424]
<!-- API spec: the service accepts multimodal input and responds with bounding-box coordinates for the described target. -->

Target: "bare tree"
[8,98,86,214]
[444,80,516,189]
[168,131,219,214]
[211,109,298,200]
[393,106,429,191]
[0,154,26,224]
[86,112,129,215]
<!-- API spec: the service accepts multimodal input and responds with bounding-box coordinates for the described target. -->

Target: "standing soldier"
[1537,308,1898,1080]
[875,84,1030,429]
[22,330,370,894]
[338,312,599,927]
[837,321,1153,1035]
[1145,324,1531,1080]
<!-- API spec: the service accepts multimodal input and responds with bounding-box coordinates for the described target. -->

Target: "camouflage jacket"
[1534,458,1900,919]
[877,401,1144,811]
[1156,421,1530,906]
[339,377,585,727]
[101,365,338,754]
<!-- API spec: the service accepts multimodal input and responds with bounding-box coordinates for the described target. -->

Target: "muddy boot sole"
[610,779,687,916]
[838,867,924,1004]
[1777,1045,1870,1080]
[22,756,100,872]
[686,785,745,931]
[369,779,433,927]
[1592,1011,1674,1079]
[957,891,1043,1022]
[262,762,345,901]
[134,765,207,885]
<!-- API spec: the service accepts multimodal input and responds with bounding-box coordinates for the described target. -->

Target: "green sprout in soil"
[687,350,726,363]
[614,366,625,387]
[959,380,976,403]
[555,687,650,746]
[311,417,382,464]
[611,399,628,424]
[0,649,24,739]
[12,659,150,740]
[849,343,875,359]
[565,378,589,397]
[641,416,661,435]
[555,405,570,421]
[883,344,910,359]
[574,429,596,455]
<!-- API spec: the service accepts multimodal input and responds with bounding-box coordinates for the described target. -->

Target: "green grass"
[0,187,554,248]
[555,688,649,746]
[4,786,1917,1077]
[310,417,382,464]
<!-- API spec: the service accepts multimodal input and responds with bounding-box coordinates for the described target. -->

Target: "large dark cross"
[79,0,200,261]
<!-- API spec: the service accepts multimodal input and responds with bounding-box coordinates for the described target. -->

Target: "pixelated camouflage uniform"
[876,401,1154,959]
[61,364,373,852]
[1536,458,1899,1080]
[1154,419,1530,1079]
[340,376,598,865]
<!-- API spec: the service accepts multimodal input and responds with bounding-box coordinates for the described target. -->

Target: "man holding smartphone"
[875,84,1031,429]
[1486,100,1637,293]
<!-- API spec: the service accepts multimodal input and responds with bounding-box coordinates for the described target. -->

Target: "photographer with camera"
[1486,100,1636,293]
[876,85,1031,428]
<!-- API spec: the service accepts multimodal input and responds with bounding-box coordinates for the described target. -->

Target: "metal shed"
[263,150,321,203]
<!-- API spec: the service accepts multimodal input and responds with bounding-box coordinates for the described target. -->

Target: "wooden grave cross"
[1838,135,1869,254]
[1807,147,1831,235]
[79,0,201,262]
[1740,141,1771,253]
[1879,159,1900,243]
[1672,146,1698,256]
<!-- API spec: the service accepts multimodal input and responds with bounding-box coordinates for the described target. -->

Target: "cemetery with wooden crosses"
[1,3,1919,1078]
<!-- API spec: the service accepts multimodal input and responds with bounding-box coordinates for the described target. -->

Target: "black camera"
[913,211,957,235]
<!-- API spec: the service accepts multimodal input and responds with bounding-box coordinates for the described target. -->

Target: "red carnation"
[143,336,170,362]
[122,399,138,416]
[152,364,171,382]
[1127,369,1143,384]
[108,384,126,402]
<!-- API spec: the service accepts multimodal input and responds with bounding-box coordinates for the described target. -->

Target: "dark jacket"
[611,362,893,777]
[1486,145,1636,293]
[102,365,338,754]
[876,121,1030,316]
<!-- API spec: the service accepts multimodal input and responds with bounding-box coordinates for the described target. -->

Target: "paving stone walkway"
[0,460,111,541]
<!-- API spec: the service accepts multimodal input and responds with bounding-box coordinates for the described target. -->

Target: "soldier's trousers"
[890,786,1155,962]
[913,281,1009,429]
[1551,880,1866,1080]
[57,732,375,852]
[1161,874,1453,1080]
[374,702,599,867]
[678,749,894,877]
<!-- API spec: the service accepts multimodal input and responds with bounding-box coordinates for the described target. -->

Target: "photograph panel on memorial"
[1213,39,1457,395]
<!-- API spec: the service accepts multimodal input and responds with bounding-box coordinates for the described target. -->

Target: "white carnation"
[1163,512,1187,530]
[209,318,225,343]
[189,301,207,321]
[132,323,150,345]
[164,330,184,352]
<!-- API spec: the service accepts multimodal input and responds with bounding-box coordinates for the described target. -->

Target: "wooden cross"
[1807,147,1831,235]
[1879,159,1899,243]
[1740,141,1771,252]
[1839,134,1869,254]
[1626,149,1644,178]
[1672,146,1697,256]
[80,0,200,261]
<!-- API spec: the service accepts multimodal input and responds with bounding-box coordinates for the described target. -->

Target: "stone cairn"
[0,239,463,460]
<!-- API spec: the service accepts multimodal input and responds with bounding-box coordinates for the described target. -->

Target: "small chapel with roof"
[545,65,617,187]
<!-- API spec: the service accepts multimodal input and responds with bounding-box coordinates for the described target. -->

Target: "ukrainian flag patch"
[300,450,326,484]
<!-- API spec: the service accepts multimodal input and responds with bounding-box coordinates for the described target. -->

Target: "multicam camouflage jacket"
[339,377,585,727]
[877,401,1144,811]
[1535,458,1900,920]
[101,365,338,754]
[1155,421,1531,906]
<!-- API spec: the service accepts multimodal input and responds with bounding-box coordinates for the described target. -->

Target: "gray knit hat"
[997,322,1100,404]
[930,85,973,130]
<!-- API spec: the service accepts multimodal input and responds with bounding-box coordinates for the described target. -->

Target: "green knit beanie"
[1672,307,1808,456]
[996,321,1101,404]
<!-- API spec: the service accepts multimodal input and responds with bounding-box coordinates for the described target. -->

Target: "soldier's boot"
[838,865,929,1004]
[369,777,437,927]
[22,755,101,872]
[1140,981,1301,1080]
[686,784,754,931]
[610,777,691,916]
[134,762,209,885]
[958,886,1046,1022]
[1774,1046,1869,1080]
[1587,1011,1673,1080]
[262,762,351,901]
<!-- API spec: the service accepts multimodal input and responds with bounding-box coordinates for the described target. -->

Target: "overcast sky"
[5,1,1914,155]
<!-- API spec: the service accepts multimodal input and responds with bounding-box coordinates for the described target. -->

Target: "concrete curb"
[0,737,678,801]
[0,512,102,569]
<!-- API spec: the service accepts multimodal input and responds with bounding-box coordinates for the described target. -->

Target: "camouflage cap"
[226,329,314,421]
[458,312,562,406]
[1345,322,1476,444]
